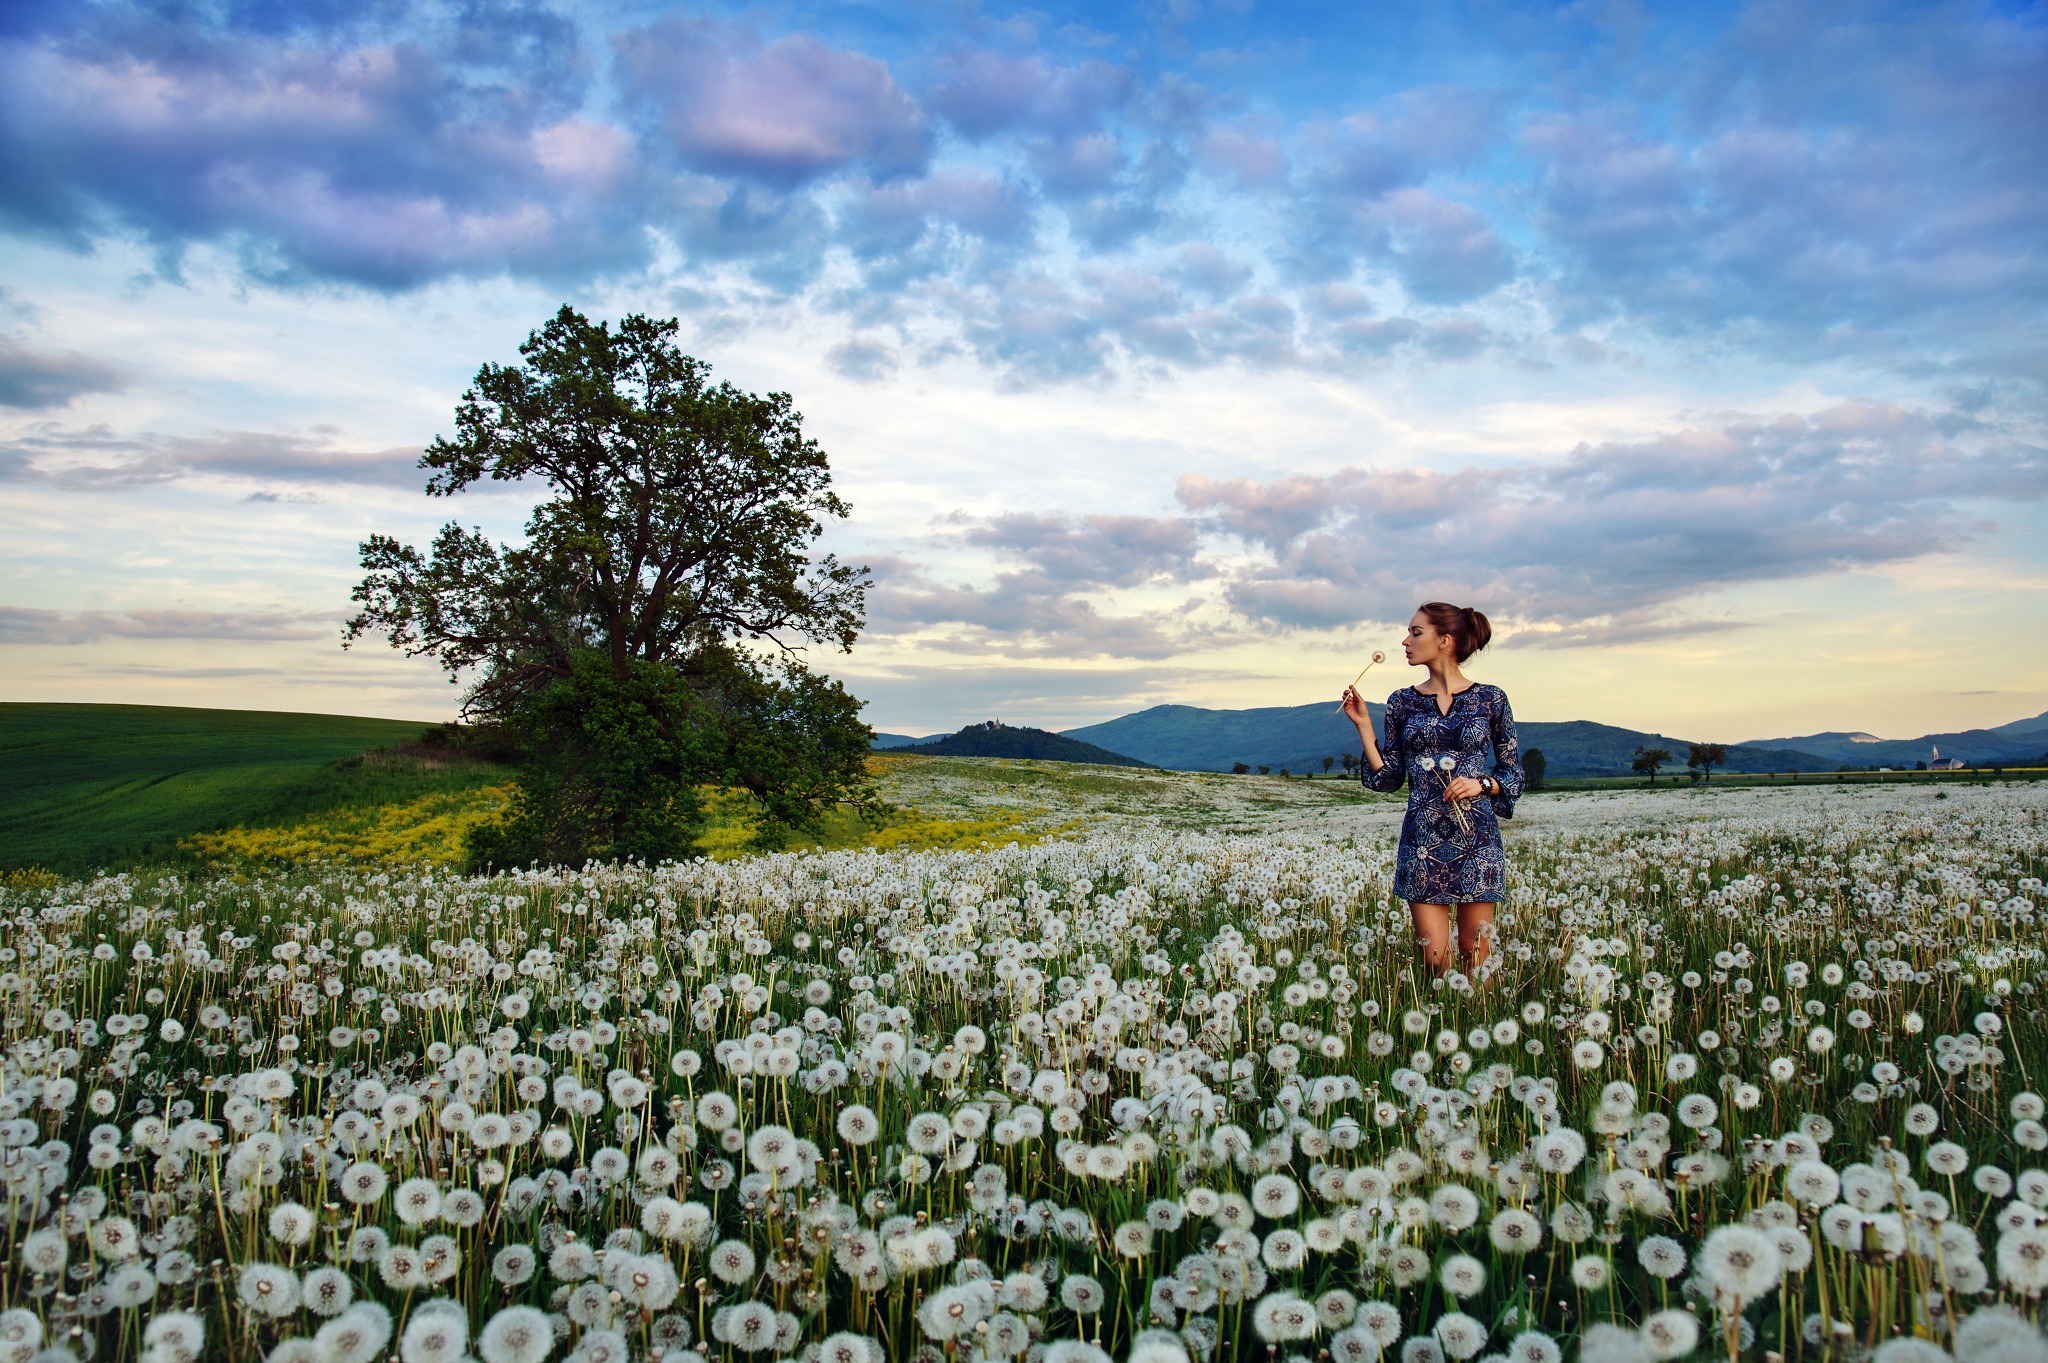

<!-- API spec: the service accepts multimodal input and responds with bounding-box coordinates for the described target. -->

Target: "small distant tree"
[1322,755,1336,775]
[1257,765,1271,776]
[1522,748,1546,790]
[1915,760,1927,771]
[1340,752,1360,777]
[1632,745,1673,784]
[1231,761,1250,775]
[1278,766,1291,778]
[1687,742,1727,783]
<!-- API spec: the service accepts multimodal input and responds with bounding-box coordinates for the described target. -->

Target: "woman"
[1341,603,1523,976]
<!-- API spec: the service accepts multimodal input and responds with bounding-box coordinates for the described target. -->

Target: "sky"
[0,0,2044,744]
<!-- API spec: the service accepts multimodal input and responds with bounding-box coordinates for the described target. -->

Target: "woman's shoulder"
[1386,686,1419,708]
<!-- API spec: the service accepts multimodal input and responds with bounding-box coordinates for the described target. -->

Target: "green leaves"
[348,305,877,866]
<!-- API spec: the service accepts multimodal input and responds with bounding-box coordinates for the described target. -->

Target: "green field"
[0,702,488,872]
[14,702,2039,875]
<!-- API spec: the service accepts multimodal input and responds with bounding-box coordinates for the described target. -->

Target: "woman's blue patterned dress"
[1360,683,1524,904]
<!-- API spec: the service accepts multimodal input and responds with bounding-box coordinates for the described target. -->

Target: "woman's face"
[1403,610,1451,666]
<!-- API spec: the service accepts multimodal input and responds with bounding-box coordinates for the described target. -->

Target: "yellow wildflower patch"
[691,779,1065,858]
[1,866,60,893]
[182,784,515,866]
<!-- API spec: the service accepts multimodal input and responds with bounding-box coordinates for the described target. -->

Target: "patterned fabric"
[1360,683,1524,905]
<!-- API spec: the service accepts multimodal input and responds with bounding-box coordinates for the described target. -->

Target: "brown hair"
[1418,602,1492,662]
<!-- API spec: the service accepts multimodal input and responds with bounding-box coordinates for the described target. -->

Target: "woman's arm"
[1486,689,1524,815]
[1352,692,1407,793]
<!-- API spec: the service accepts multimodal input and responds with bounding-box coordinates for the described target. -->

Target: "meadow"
[0,704,489,874]
[0,779,2042,1363]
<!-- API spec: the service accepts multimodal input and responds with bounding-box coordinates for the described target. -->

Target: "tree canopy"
[346,306,876,865]
[1687,742,1727,783]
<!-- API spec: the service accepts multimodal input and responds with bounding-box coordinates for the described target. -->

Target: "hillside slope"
[898,722,1150,767]
[1,703,447,871]
[872,732,945,749]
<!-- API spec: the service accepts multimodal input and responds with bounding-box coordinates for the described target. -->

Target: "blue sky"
[0,0,2043,742]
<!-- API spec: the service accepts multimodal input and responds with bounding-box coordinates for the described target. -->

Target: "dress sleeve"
[1487,687,1524,819]
[1361,692,1408,794]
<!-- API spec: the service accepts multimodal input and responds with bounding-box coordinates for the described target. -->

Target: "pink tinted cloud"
[618,20,929,186]
[0,36,651,286]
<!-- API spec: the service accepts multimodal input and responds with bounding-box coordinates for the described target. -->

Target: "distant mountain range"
[1746,711,2048,767]
[1066,703,1844,777]
[877,703,2048,778]
[1069,701,1387,774]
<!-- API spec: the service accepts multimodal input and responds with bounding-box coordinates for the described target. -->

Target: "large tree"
[345,306,875,865]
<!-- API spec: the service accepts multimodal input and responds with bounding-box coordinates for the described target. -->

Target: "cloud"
[857,403,2020,660]
[617,19,929,188]
[0,338,128,408]
[0,425,427,489]
[1280,87,1509,286]
[865,399,2045,657]
[962,512,1206,588]
[1194,128,1288,188]
[1374,189,1515,303]
[0,606,332,644]
[1167,244,1253,299]
[825,335,896,382]
[840,171,1036,266]
[0,10,645,288]
[1315,88,1501,199]
[1177,469,1377,551]
[1523,6,2048,350]
[1184,399,2047,632]
[925,50,1132,141]
[0,0,2036,394]
[865,514,1215,659]
[846,661,1262,731]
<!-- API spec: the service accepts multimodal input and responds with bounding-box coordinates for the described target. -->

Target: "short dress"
[1360,683,1524,904]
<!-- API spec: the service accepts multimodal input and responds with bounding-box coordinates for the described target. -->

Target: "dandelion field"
[1,783,2045,1363]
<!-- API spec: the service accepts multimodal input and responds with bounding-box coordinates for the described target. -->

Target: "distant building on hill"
[1929,745,1966,771]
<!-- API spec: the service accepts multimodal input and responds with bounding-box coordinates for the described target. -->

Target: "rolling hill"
[0,703,472,872]
[892,722,1150,767]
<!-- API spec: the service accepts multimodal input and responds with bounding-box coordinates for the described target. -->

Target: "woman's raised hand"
[1340,686,1369,726]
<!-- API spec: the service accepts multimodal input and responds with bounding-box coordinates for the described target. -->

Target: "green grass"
[0,702,494,872]
[23,700,2031,876]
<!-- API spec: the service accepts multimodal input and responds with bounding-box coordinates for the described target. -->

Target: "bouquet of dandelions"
[1429,753,1474,836]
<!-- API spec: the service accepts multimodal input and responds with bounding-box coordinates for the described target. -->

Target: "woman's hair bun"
[1419,601,1491,662]
[1462,607,1492,657]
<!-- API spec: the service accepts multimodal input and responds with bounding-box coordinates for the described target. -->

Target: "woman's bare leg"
[1456,902,1496,971]
[1408,901,1455,972]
